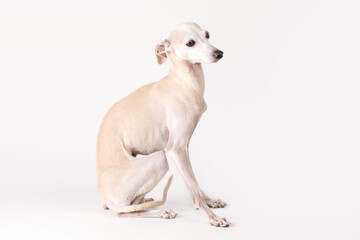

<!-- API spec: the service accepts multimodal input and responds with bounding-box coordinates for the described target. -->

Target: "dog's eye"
[186,40,196,47]
[205,32,210,39]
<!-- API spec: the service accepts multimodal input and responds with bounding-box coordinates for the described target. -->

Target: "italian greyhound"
[96,22,230,227]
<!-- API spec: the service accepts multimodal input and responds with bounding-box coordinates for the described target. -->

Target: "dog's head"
[155,22,223,65]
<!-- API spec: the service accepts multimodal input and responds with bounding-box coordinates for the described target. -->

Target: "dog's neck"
[167,54,205,97]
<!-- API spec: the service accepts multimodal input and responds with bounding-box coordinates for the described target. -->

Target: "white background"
[1,0,359,239]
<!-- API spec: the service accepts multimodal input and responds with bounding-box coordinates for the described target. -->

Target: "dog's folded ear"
[155,40,169,65]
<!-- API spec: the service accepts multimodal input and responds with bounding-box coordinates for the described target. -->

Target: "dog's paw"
[159,209,178,219]
[206,199,227,208]
[103,204,110,210]
[209,216,231,227]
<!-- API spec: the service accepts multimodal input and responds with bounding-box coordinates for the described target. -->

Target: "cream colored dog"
[96,22,230,227]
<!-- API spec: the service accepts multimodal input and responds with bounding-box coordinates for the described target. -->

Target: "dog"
[96,22,230,227]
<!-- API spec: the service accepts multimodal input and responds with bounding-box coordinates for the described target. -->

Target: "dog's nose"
[213,50,223,59]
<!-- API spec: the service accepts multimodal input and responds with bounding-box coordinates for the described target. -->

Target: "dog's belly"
[119,101,169,156]
[125,123,169,156]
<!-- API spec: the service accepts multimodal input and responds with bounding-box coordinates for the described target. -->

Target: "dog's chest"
[166,94,205,136]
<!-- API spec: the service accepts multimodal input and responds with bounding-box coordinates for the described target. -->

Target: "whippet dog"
[96,22,230,227]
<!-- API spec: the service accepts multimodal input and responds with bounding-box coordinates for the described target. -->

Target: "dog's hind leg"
[103,174,178,219]
[103,173,174,212]
[101,151,177,218]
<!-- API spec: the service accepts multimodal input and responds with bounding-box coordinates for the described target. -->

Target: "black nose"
[213,50,223,59]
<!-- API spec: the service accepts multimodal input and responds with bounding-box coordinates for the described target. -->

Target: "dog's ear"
[155,40,169,65]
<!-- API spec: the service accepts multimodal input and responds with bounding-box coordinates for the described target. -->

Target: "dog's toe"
[207,199,227,208]
[209,216,231,227]
[159,209,178,219]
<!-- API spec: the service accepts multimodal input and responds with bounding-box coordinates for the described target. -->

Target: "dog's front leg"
[168,147,230,227]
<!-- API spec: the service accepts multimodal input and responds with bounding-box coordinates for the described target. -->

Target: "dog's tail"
[103,175,173,213]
